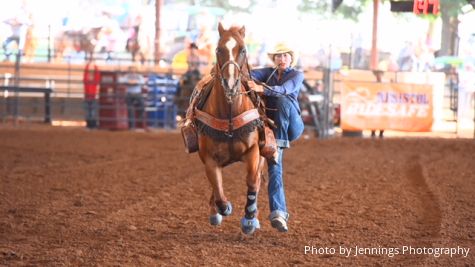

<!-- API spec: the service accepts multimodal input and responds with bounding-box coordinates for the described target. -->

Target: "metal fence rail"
[0,61,182,128]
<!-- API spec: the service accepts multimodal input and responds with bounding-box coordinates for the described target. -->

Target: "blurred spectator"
[22,14,37,63]
[172,42,206,71]
[413,40,434,72]
[397,41,415,71]
[458,62,475,121]
[371,69,385,138]
[315,45,342,70]
[187,42,205,73]
[125,14,145,64]
[121,65,147,130]
[83,59,101,129]
[352,33,365,69]
[96,11,122,61]
[377,54,399,72]
[194,25,214,66]
[175,43,204,117]
[2,4,31,61]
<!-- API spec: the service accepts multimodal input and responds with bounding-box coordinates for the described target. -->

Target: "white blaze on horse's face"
[225,37,237,90]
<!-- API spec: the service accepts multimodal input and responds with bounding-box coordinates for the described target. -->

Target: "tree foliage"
[166,0,258,13]
[298,0,472,55]
[298,0,470,20]
[298,0,372,21]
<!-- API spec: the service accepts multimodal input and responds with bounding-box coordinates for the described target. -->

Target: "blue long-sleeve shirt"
[250,67,304,113]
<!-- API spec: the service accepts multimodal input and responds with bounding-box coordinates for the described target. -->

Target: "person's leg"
[90,99,98,128]
[3,36,15,60]
[267,147,290,232]
[267,97,304,148]
[138,95,146,128]
[126,94,135,129]
[84,100,92,128]
[287,101,304,142]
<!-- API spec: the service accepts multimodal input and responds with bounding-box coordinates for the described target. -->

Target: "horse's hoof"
[217,202,233,216]
[209,213,223,226]
[240,217,260,235]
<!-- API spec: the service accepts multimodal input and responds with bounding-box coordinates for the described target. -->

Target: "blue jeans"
[266,96,304,148]
[126,93,145,129]
[266,96,304,220]
[84,99,98,129]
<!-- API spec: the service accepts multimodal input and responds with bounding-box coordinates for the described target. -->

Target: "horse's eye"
[216,48,222,54]
[240,48,246,55]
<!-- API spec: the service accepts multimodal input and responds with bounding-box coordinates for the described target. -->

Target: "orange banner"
[341,81,433,132]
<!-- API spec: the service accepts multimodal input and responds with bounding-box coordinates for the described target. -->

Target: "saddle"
[180,74,277,160]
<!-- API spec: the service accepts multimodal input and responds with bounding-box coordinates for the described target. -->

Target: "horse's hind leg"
[205,162,232,225]
[240,150,265,235]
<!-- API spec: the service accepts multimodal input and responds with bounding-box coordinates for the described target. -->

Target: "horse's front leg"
[204,161,232,226]
[240,146,265,235]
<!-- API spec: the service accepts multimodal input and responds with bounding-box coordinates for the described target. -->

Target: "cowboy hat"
[267,43,296,66]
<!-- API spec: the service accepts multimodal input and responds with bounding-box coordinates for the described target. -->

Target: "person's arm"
[94,65,100,85]
[83,64,89,84]
[141,76,148,93]
[263,71,304,97]
[138,75,145,85]
[250,68,270,82]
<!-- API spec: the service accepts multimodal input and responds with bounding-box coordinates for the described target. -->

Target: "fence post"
[321,67,334,138]
[47,24,54,63]
[44,89,52,123]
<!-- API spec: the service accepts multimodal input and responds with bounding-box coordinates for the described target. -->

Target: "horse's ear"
[239,25,246,38]
[218,22,225,37]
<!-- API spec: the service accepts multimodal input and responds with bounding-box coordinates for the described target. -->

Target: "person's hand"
[247,80,264,93]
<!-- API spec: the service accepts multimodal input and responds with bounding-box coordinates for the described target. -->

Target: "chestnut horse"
[195,23,264,235]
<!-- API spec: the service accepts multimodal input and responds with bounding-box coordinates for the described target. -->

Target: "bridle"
[216,43,248,104]
[193,31,261,140]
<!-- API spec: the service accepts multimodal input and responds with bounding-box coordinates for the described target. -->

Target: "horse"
[194,23,265,235]
[54,27,101,62]
[125,25,145,64]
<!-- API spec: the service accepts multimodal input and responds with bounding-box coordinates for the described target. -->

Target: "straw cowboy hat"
[267,43,297,66]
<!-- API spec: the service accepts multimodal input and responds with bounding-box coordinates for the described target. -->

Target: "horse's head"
[216,23,248,103]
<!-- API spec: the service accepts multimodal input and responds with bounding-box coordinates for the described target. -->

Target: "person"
[247,43,305,232]
[371,69,385,138]
[194,25,214,68]
[175,43,204,117]
[2,5,31,61]
[397,41,415,71]
[83,59,101,129]
[458,62,475,124]
[125,14,145,64]
[186,42,204,73]
[121,65,147,130]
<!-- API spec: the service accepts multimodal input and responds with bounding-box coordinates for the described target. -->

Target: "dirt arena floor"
[0,124,474,266]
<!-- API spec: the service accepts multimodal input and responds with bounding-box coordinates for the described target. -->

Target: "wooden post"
[370,0,379,70]
[154,0,163,64]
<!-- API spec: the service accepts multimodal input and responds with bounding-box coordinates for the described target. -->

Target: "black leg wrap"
[245,191,257,219]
